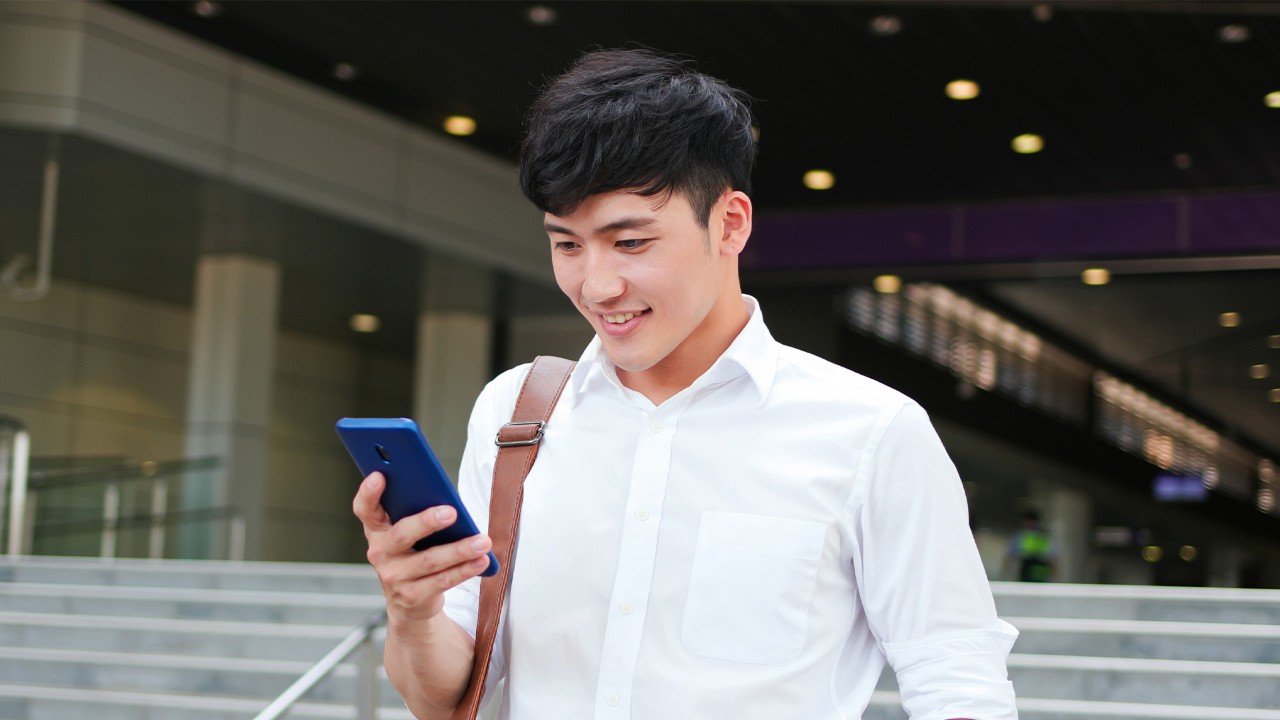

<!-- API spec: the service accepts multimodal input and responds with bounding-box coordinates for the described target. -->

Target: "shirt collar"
[563,294,778,409]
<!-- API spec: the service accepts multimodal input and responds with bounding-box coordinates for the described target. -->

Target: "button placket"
[591,407,681,720]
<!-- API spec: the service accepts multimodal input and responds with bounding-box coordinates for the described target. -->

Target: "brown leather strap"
[450,355,575,720]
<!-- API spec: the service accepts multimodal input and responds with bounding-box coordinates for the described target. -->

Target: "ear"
[716,190,753,257]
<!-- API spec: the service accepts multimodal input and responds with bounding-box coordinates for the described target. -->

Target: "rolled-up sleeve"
[852,401,1019,720]
[441,385,494,642]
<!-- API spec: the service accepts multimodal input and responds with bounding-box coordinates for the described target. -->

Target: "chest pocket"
[681,511,827,665]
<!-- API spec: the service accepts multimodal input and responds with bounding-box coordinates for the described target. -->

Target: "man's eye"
[554,241,579,251]
[617,239,648,249]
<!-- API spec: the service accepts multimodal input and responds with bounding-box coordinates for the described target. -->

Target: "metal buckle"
[495,420,545,447]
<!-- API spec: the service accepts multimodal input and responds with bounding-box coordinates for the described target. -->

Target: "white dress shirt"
[445,297,1018,720]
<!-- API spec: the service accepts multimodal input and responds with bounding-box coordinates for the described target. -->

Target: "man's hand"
[352,471,490,718]
[352,471,493,623]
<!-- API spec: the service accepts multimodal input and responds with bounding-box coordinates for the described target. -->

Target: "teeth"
[604,312,638,324]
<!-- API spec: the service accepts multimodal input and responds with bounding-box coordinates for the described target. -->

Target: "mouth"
[601,310,648,324]
[595,308,649,335]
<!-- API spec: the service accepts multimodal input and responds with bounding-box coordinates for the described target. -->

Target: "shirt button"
[606,693,620,706]
[620,602,634,615]
[635,508,650,521]
[648,418,663,433]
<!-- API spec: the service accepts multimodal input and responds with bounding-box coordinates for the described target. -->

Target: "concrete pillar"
[1207,542,1245,587]
[414,255,494,480]
[1032,481,1092,583]
[505,313,593,369]
[182,254,279,560]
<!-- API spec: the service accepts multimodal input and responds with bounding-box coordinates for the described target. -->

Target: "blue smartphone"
[336,417,498,577]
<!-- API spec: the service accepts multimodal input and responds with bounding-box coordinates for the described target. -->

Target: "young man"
[353,49,1018,720]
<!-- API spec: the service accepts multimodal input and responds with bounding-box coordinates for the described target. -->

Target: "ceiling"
[109,0,1280,209]
[15,1,1279,458]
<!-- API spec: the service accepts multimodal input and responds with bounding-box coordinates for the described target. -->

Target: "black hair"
[519,48,756,227]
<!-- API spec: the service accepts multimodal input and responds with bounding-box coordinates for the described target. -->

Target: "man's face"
[544,189,750,387]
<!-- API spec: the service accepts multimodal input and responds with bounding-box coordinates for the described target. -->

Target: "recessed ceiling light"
[1266,92,1280,108]
[333,63,358,81]
[527,5,557,25]
[350,314,381,333]
[1250,364,1270,380]
[946,80,980,101]
[1031,4,1053,22]
[1012,134,1044,154]
[1270,388,1280,403]
[873,275,902,294]
[443,115,477,136]
[1081,268,1110,286]
[192,0,221,18]
[803,169,835,190]
[1218,311,1241,328]
[1270,334,1280,349]
[869,15,902,36]
[1173,152,1192,169]
[1217,24,1250,43]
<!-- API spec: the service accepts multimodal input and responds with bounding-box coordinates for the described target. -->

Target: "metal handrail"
[27,456,221,489]
[254,609,388,720]
[31,504,247,561]
[3,451,232,559]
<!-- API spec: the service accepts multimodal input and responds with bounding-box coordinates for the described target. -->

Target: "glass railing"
[2,452,241,560]
[844,283,1278,518]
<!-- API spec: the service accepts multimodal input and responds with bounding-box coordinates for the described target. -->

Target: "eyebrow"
[543,216,658,237]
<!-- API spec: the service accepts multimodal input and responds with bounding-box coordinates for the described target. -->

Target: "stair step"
[1007,616,1280,663]
[864,691,1280,720]
[1006,654,1280,708]
[0,645,402,705]
[993,582,1280,624]
[0,582,382,624]
[0,683,413,720]
[0,557,380,595]
[0,611,369,660]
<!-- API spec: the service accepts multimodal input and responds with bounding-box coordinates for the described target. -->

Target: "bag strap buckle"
[495,420,545,447]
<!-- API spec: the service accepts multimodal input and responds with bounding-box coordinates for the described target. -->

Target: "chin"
[602,348,659,374]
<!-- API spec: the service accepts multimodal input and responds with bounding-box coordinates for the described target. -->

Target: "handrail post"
[355,630,379,720]
[3,420,31,557]
[101,478,120,558]
[149,477,167,559]
[229,512,246,561]
[253,610,387,720]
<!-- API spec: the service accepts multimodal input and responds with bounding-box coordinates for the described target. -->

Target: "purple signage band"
[744,189,1280,271]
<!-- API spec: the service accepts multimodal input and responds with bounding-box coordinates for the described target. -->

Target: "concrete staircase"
[0,555,407,720]
[1,556,1278,719]
[870,581,1280,720]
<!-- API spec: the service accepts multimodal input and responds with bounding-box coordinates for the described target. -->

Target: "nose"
[581,248,625,305]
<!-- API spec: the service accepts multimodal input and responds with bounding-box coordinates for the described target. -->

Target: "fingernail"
[471,536,488,551]
[366,473,382,489]
[435,506,453,521]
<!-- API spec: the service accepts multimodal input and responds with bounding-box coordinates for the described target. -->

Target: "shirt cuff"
[442,575,481,640]
[883,619,1020,720]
